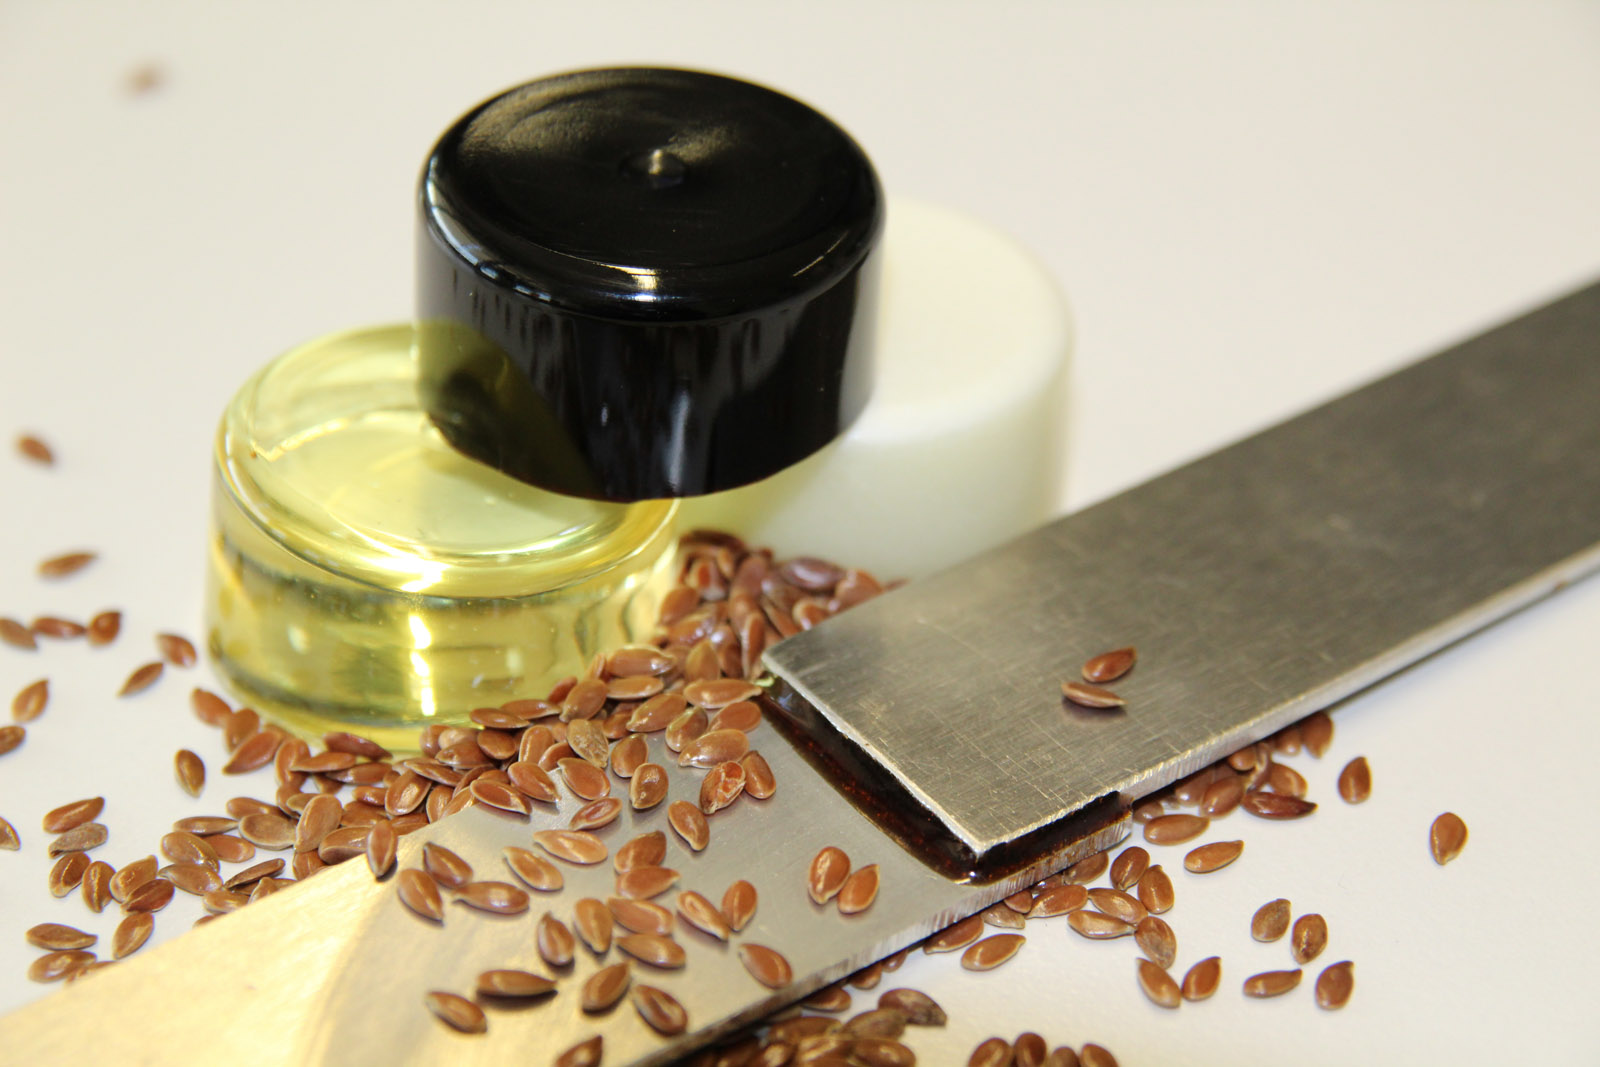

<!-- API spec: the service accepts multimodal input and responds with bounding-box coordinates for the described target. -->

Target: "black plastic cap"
[416,68,883,501]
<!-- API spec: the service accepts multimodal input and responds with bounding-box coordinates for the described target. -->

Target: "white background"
[2,2,1599,1063]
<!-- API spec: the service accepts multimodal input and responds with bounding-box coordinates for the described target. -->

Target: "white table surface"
[3,2,1599,1063]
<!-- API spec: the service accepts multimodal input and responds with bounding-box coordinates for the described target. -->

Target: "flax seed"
[741,750,777,799]
[174,750,206,797]
[16,433,54,464]
[1241,791,1316,819]
[968,1038,1013,1067]
[27,923,96,951]
[109,856,157,901]
[983,902,1026,929]
[154,633,197,668]
[1301,711,1335,757]
[38,551,96,578]
[1143,813,1209,845]
[609,897,674,936]
[961,933,1025,971]
[1184,840,1244,873]
[1251,899,1291,942]
[677,890,733,940]
[477,969,556,999]
[1181,956,1222,1001]
[1200,774,1244,817]
[1430,812,1468,864]
[614,831,667,873]
[574,897,614,953]
[628,692,688,733]
[453,881,530,915]
[809,846,851,904]
[532,912,575,967]
[42,797,103,834]
[424,991,486,1034]
[1291,913,1328,963]
[843,1008,908,1040]
[1265,763,1308,798]
[0,617,38,650]
[11,679,48,723]
[611,734,647,778]
[1060,681,1125,708]
[222,730,281,775]
[632,984,688,1035]
[365,819,396,878]
[238,812,296,850]
[111,913,153,960]
[160,863,222,896]
[1064,851,1109,884]
[1243,968,1302,997]
[1079,1044,1118,1067]
[924,914,984,953]
[878,988,947,1026]
[532,829,607,865]
[1135,915,1177,969]
[664,706,709,752]
[1043,1049,1080,1067]
[699,760,746,814]
[1082,647,1136,684]
[668,800,710,852]
[117,661,163,697]
[223,859,285,891]
[1337,757,1371,804]
[628,763,669,810]
[202,833,252,863]
[1087,887,1146,925]
[1029,884,1088,918]
[49,822,107,856]
[617,932,685,969]
[1136,958,1181,1008]
[722,879,758,932]
[0,725,24,758]
[1131,863,1176,912]
[678,728,751,769]
[397,868,444,922]
[1109,846,1148,891]
[28,950,95,983]
[506,760,559,804]
[838,864,881,915]
[122,878,175,913]
[1067,910,1134,940]
[1315,960,1355,1009]
[575,962,629,1013]
[615,865,680,900]
[738,942,793,987]
[81,861,112,912]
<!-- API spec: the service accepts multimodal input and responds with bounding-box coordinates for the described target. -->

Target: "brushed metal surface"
[0,715,1124,1065]
[766,278,1600,858]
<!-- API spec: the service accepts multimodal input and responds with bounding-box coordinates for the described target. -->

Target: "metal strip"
[766,279,1600,857]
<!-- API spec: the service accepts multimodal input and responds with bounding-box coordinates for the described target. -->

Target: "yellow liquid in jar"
[204,324,677,753]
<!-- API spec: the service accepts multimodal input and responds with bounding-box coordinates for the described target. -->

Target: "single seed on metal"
[574,897,613,953]
[581,962,631,1012]
[554,1035,604,1067]
[608,897,674,936]
[838,864,881,915]
[628,763,669,810]
[615,831,667,873]
[809,846,851,904]
[471,778,533,816]
[667,800,710,852]
[722,879,758,932]
[1315,960,1355,1009]
[611,734,647,778]
[924,914,984,953]
[1249,899,1292,943]
[1135,916,1177,969]
[569,797,623,831]
[615,865,680,900]
[421,843,473,888]
[739,942,794,987]
[1292,913,1328,963]
[477,969,556,998]
[1184,840,1244,873]
[1241,791,1317,819]
[11,678,48,723]
[698,760,747,814]
[537,912,577,967]
[397,869,445,922]
[118,661,164,697]
[1060,680,1125,708]
[678,728,751,769]
[617,932,686,969]
[1067,910,1134,940]
[454,881,531,915]
[1136,959,1181,1009]
[424,991,486,1034]
[1143,813,1209,845]
[533,829,608,866]
[1082,647,1136,683]
[503,846,563,891]
[961,934,1026,971]
[664,706,709,752]
[1243,968,1303,998]
[632,984,688,1035]
[1430,812,1468,864]
[42,797,103,834]
[741,750,777,799]
[677,890,732,940]
[38,551,96,578]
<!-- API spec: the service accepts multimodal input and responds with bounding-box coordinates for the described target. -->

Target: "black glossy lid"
[416,67,883,501]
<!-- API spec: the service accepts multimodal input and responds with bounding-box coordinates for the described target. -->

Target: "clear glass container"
[204,323,678,752]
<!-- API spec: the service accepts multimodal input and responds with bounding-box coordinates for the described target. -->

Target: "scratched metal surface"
[0,712,1125,1065]
[767,279,1600,858]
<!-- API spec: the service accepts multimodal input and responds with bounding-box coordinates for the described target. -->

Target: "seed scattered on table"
[1184,840,1244,873]
[156,633,197,667]
[1291,913,1328,964]
[397,868,445,922]
[11,679,48,723]
[26,923,96,951]
[1135,916,1177,970]
[739,942,794,987]
[1243,968,1302,998]
[38,551,96,578]
[1143,814,1209,845]
[0,726,25,758]
[581,963,630,1012]
[42,796,103,834]
[1430,812,1468,865]
[961,933,1026,971]
[838,863,881,915]
[1240,791,1316,819]
[1136,958,1182,1009]
[631,984,688,1035]
[1181,956,1222,1001]
[112,913,153,959]
[118,661,164,697]
[1109,846,1148,891]
[1337,757,1371,803]
[809,845,851,904]
[1251,898,1291,942]
[16,434,54,465]
[721,879,758,932]
[1315,960,1355,1009]
[477,969,556,999]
